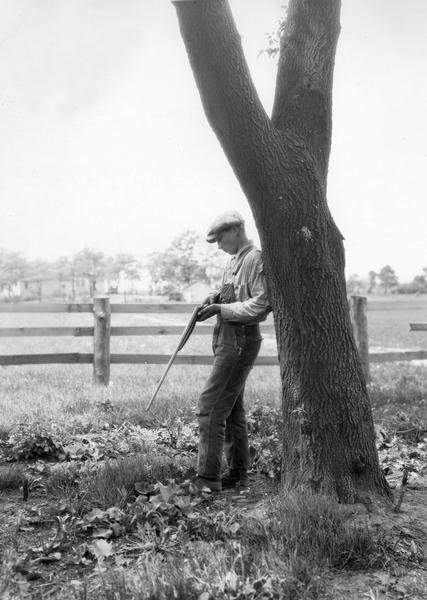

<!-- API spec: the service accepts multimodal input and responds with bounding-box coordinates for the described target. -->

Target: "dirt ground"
[1,472,426,599]
[327,484,427,600]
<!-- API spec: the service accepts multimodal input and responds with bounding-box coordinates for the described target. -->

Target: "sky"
[0,0,426,281]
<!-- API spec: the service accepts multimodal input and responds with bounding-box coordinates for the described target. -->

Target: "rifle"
[146,305,200,411]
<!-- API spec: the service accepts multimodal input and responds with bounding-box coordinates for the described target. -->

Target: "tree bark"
[172,0,391,503]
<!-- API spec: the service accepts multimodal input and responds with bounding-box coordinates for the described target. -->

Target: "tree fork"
[172,0,392,503]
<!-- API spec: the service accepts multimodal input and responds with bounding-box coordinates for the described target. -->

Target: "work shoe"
[194,476,222,492]
[221,470,249,489]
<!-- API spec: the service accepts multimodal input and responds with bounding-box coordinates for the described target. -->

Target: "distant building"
[0,283,20,301]
[182,281,212,303]
[18,277,108,301]
[114,268,152,295]
[19,279,42,301]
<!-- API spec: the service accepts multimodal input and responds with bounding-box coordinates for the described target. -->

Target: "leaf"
[174,495,192,509]
[228,522,241,535]
[158,481,179,503]
[85,508,106,522]
[92,539,113,559]
[105,507,124,522]
[225,571,239,591]
[134,481,157,496]
[374,572,392,587]
[114,553,127,567]
[92,528,113,539]
[33,552,62,564]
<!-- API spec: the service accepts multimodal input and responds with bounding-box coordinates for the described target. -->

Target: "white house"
[18,277,108,301]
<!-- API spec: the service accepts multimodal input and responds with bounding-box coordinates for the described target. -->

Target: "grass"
[369,363,427,427]
[0,363,282,436]
[75,453,197,511]
[366,295,427,349]
[0,294,425,434]
[0,297,426,599]
[35,487,398,600]
[0,464,24,490]
[265,489,389,571]
[1,360,426,440]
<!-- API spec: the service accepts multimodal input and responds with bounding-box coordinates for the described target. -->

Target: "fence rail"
[0,303,197,314]
[1,298,426,385]
[0,325,276,337]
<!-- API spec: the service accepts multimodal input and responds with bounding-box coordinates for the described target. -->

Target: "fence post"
[93,296,111,385]
[349,295,370,382]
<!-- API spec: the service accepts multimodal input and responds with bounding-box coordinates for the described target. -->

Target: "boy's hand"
[200,294,216,308]
[197,303,221,321]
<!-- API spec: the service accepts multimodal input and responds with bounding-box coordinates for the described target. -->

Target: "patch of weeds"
[265,487,400,571]
[96,557,208,600]
[389,412,426,443]
[0,464,24,490]
[76,453,196,510]
[5,421,67,461]
[46,462,87,495]
[156,418,199,452]
[0,424,11,441]
[74,542,324,600]
[369,364,427,423]
[0,548,29,600]
[247,400,282,436]
[247,401,282,479]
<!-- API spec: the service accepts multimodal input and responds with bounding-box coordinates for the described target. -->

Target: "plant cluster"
[247,402,282,479]
[1,393,426,599]
[4,421,67,462]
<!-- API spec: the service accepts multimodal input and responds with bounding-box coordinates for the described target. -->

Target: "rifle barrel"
[145,305,200,411]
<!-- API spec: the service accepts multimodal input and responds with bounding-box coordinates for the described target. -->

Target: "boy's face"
[216,226,240,255]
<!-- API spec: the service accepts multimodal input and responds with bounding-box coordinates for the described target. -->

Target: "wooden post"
[93,297,111,385]
[349,295,370,382]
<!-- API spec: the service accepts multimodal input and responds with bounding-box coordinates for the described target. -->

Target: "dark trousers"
[197,319,262,482]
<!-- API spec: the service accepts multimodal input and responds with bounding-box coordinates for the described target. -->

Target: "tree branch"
[171,0,276,180]
[272,0,341,186]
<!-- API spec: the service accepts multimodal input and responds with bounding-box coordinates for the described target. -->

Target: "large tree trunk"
[172,0,391,503]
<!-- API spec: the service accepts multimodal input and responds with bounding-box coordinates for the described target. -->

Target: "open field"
[0,295,426,430]
[366,296,427,350]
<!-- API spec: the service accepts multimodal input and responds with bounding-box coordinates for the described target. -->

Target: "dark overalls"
[197,281,262,483]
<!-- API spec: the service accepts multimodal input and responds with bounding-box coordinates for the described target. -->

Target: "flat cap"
[206,211,244,243]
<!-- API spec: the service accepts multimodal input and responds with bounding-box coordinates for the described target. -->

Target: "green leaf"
[92,528,113,539]
[85,508,106,522]
[92,539,113,559]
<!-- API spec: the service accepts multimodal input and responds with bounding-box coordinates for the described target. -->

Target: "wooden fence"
[0,297,426,386]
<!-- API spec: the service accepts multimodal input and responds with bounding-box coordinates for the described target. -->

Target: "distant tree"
[148,230,207,291]
[398,278,427,294]
[106,253,141,293]
[367,270,377,294]
[409,273,427,294]
[73,248,107,296]
[377,265,399,294]
[54,256,73,280]
[52,256,77,299]
[109,253,141,280]
[0,249,27,297]
[346,274,367,296]
[197,242,227,288]
[24,259,52,281]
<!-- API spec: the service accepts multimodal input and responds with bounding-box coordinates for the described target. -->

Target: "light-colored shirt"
[219,242,271,323]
